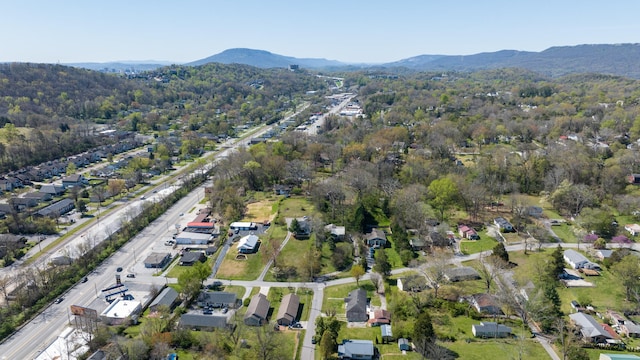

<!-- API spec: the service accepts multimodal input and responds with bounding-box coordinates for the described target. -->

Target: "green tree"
[492,242,509,264]
[350,264,365,286]
[413,310,436,358]
[611,255,640,301]
[319,330,336,360]
[373,249,392,278]
[547,245,565,282]
[427,177,459,221]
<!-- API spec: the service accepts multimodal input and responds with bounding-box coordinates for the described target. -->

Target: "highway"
[0,96,356,359]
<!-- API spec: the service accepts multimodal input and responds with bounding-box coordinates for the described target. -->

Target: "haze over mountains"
[66,43,640,79]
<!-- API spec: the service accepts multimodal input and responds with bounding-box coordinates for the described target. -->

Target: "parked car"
[116,267,123,272]
[126,273,135,278]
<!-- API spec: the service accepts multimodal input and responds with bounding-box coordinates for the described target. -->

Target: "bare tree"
[417,251,451,299]
[477,254,504,293]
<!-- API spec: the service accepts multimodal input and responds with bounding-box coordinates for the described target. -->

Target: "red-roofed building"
[368,309,391,326]
[458,225,480,240]
[187,222,214,229]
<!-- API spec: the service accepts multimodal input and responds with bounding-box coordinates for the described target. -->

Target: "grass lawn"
[323,283,377,315]
[460,236,498,254]
[264,233,314,282]
[550,223,578,242]
[165,257,214,279]
[267,287,314,322]
[276,196,315,219]
[216,241,266,280]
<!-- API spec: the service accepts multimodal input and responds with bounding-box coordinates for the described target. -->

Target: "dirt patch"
[245,199,277,222]
[216,259,246,277]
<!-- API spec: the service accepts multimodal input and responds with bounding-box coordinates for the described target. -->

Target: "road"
[0,95,353,359]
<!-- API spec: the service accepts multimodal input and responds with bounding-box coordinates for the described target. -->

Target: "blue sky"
[3,0,640,64]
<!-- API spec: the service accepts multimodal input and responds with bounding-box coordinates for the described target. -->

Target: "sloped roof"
[366,228,386,242]
[338,340,374,358]
[149,287,179,309]
[345,288,367,313]
[277,293,300,323]
[237,234,259,251]
[245,293,270,321]
[198,291,237,305]
[444,266,481,281]
[179,314,228,329]
[569,312,612,339]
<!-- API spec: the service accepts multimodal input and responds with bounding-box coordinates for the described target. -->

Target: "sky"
[2,0,640,64]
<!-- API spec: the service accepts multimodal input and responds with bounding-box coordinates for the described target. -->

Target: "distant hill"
[385,44,640,78]
[188,48,346,69]
[65,61,172,73]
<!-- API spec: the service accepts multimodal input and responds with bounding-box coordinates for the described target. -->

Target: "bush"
[243,297,251,307]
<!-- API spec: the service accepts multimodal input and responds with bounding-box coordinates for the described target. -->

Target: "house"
[344,288,368,322]
[369,309,391,326]
[409,237,429,251]
[564,249,601,270]
[338,340,374,360]
[273,184,293,196]
[444,266,481,282]
[10,197,38,209]
[594,249,614,261]
[39,184,66,196]
[607,310,627,327]
[229,221,258,230]
[470,293,503,315]
[149,287,180,312]
[197,291,240,309]
[34,198,74,218]
[397,275,428,292]
[237,234,260,254]
[179,314,231,331]
[62,174,87,188]
[0,179,12,192]
[179,251,206,266]
[325,224,346,241]
[291,217,312,239]
[628,174,640,185]
[174,232,212,245]
[599,354,640,360]
[143,252,172,268]
[472,322,512,338]
[244,293,270,326]
[494,217,514,232]
[527,206,544,218]
[366,228,387,248]
[569,312,613,343]
[621,322,640,338]
[276,293,300,326]
[458,225,480,240]
[23,191,53,202]
[398,338,411,351]
[381,324,393,342]
[625,224,640,236]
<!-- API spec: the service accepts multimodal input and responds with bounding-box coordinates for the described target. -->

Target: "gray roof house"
[179,313,230,331]
[244,293,270,326]
[39,184,66,196]
[149,287,179,312]
[366,228,387,248]
[472,322,512,338]
[470,293,503,315]
[23,191,53,202]
[338,339,374,360]
[345,288,368,322]
[179,251,206,266]
[276,293,300,326]
[197,291,240,309]
[444,266,481,282]
[34,198,74,218]
[397,274,429,292]
[564,249,601,270]
[569,312,613,343]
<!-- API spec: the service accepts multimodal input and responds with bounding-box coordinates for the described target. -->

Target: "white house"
[625,224,640,236]
[563,249,589,269]
[237,234,259,254]
[472,322,512,338]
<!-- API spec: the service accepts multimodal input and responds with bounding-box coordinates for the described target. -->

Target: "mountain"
[188,48,346,69]
[65,61,172,73]
[385,44,640,78]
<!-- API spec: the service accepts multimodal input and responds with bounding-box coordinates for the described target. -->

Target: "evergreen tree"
[319,330,336,360]
[413,310,436,358]
[547,245,565,281]
[492,242,509,263]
